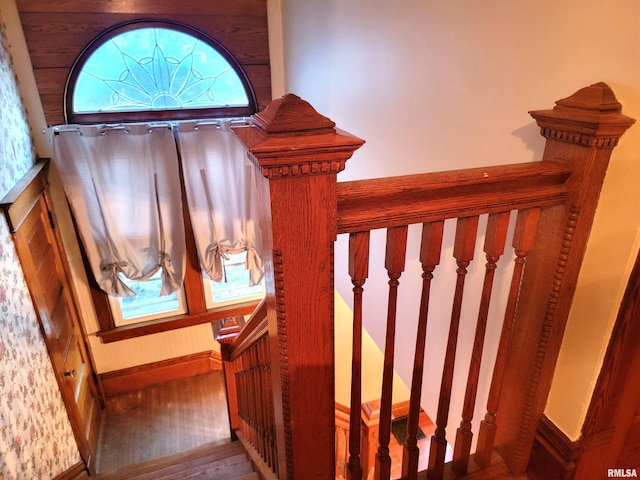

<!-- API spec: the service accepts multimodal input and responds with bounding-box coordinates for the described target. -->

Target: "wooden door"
[1,161,101,471]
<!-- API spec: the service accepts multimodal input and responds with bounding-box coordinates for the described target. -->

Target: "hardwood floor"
[94,370,232,474]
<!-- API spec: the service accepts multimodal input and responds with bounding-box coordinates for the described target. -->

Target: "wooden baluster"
[475,208,540,467]
[261,339,270,464]
[244,350,252,445]
[249,346,259,455]
[375,226,409,480]
[251,346,259,450]
[347,231,371,480]
[427,216,479,480]
[452,212,510,475]
[242,350,256,447]
[262,337,276,471]
[256,341,266,459]
[402,221,445,480]
[237,368,246,437]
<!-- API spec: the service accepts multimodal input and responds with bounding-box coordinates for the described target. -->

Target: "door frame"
[1,159,101,471]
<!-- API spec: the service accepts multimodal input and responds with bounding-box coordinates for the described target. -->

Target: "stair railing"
[220,84,633,479]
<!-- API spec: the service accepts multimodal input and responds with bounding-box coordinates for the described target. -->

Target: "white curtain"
[177,121,264,285]
[49,124,186,297]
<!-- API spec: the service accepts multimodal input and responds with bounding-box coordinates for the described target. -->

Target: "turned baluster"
[402,221,444,480]
[375,226,409,480]
[427,216,479,480]
[452,212,510,475]
[237,367,247,438]
[257,340,267,460]
[475,208,540,466]
[262,338,276,472]
[248,348,258,448]
[347,231,371,480]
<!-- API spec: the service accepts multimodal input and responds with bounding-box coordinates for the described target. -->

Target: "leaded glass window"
[66,21,256,123]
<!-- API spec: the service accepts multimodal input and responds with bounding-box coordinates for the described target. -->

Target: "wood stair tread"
[150,453,253,480]
[95,440,254,479]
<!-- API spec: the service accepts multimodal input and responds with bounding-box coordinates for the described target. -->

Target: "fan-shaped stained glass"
[72,27,250,114]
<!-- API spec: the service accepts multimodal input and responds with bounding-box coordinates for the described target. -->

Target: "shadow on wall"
[512,122,546,160]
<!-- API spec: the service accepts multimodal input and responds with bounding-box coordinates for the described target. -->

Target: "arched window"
[65,21,257,123]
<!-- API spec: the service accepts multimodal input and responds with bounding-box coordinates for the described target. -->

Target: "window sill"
[96,300,260,344]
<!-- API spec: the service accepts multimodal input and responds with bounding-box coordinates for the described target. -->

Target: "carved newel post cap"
[529,82,635,144]
[252,94,336,135]
[232,94,365,178]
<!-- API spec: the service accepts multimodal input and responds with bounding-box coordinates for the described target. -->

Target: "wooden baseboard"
[99,350,223,397]
[528,414,581,480]
[53,462,89,480]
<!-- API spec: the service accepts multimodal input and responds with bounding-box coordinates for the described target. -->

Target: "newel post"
[233,95,364,479]
[496,83,635,474]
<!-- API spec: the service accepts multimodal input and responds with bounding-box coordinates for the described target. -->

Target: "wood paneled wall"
[16,0,271,126]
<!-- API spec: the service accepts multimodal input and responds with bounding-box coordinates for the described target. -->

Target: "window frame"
[88,151,262,343]
[64,20,258,125]
[68,21,263,342]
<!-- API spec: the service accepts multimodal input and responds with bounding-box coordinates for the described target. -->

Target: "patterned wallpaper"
[0,11,80,480]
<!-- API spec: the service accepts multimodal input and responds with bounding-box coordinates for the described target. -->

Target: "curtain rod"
[48,117,251,135]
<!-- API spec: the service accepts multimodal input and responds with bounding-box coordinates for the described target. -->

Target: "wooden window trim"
[86,154,261,343]
[96,299,260,343]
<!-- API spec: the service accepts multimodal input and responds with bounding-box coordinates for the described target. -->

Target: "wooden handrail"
[226,297,268,362]
[220,84,634,480]
[337,161,570,233]
[338,84,634,480]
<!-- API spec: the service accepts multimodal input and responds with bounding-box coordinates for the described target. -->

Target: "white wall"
[277,0,640,441]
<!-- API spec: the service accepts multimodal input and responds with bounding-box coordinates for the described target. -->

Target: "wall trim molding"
[528,414,581,480]
[99,350,222,397]
[53,461,88,480]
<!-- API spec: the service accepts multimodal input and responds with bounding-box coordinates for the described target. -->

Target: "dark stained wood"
[98,350,223,397]
[496,83,635,475]
[232,334,278,478]
[96,441,258,480]
[224,298,268,361]
[619,405,640,468]
[476,207,540,467]
[452,211,510,476]
[361,400,436,480]
[96,300,259,343]
[375,226,409,480]
[335,402,351,479]
[16,0,268,16]
[527,414,580,480]
[402,220,444,480]
[94,371,234,475]
[347,231,370,480]
[225,87,630,479]
[179,158,208,316]
[15,0,271,126]
[2,175,102,472]
[236,431,279,480]
[337,162,570,234]
[427,216,479,480]
[569,248,640,478]
[0,158,49,231]
[232,94,364,480]
[53,462,90,480]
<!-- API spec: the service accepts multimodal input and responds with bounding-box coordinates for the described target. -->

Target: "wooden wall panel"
[16,0,271,126]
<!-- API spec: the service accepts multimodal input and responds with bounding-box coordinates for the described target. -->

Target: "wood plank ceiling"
[16,0,272,126]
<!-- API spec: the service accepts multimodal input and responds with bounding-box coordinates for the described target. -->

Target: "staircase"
[94,441,259,480]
